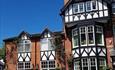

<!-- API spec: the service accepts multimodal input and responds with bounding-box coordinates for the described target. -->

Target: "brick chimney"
[64,0,69,5]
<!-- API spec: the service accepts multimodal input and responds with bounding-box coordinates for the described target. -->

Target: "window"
[88,26,95,45]
[82,58,97,70]
[80,27,87,46]
[18,40,31,52]
[79,3,84,12]
[74,61,80,70]
[92,1,97,10]
[86,2,91,11]
[18,62,31,70]
[82,58,88,70]
[96,26,104,45]
[73,4,79,14]
[79,26,95,46]
[41,61,55,70]
[72,28,79,48]
[99,58,106,70]
[90,58,96,70]
[40,38,55,51]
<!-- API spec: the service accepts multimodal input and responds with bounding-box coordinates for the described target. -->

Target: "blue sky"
[0,0,64,47]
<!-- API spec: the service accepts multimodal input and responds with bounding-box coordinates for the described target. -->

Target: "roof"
[3,30,63,42]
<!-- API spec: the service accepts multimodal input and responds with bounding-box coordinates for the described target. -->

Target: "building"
[60,0,115,70]
[3,0,115,70]
[3,29,65,70]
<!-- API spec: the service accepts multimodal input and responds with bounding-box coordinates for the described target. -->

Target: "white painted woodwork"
[82,51,88,56]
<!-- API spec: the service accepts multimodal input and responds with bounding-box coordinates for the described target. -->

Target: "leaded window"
[82,58,97,70]
[88,26,95,45]
[41,61,55,70]
[86,2,91,11]
[82,58,88,70]
[18,62,31,70]
[80,27,87,46]
[79,3,84,12]
[99,58,106,70]
[74,61,80,70]
[73,4,79,14]
[90,58,96,70]
[72,28,79,48]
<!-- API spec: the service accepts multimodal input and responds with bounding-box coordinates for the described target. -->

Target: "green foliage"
[0,46,5,60]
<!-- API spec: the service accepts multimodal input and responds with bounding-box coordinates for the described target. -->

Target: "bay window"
[96,26,104,45]
[72,25,104,47]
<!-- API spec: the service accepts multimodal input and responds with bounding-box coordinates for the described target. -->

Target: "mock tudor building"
[60,0,115,70]
[3,0,115,70]
[3,29,65,70]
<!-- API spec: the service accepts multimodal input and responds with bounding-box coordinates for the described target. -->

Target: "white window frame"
[73,4,79,14]
[18,40,31,52]
[79,26,95,46]
[82,58,97,70]
[91,1,97,10]
[96,25,104,46]
[86,1,92,11]
[79,3,85,13]
[87,26,95,46]
[72,28,79,48]
[79,26,87,46]
[86,1,97,11]
[74,61,80,70]
[41,60,55,70]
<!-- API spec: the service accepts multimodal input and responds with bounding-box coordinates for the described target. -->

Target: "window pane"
[74,61,80,70]
[88,26,94,45]
[18,44,23,52]
[73,36,79,47]
[96,26,104,45]
[73,4,78,14]
[79,3,84,12]
[96,33,102,44]
[73,29,79,47]
[92,1,97,10]
[25,44,30,52]
[82,58,88,70]
[80,27,86,46]
[86,2,91,11]
[99,58,106,70]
